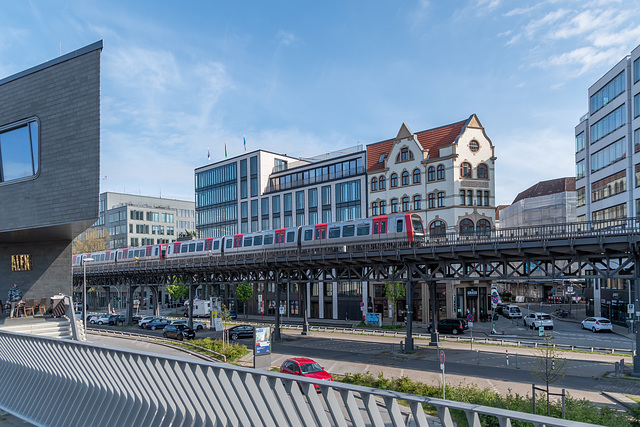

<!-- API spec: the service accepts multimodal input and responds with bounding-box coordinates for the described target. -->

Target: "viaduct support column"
[126,282,135,326]
[405,267,414,352]
[274,272,281,342]
[429,281,439,346]
[188,276,194,331]
[634,254,640,376]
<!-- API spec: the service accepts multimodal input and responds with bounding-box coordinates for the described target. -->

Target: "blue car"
[228,310,238,320]
[145,319,171,331]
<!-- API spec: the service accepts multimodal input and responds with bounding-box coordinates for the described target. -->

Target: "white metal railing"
[0,331,601,427]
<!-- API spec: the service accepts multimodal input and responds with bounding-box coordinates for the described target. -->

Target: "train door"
[233,234,243,248]
[372,217,387,235]
[160,243,167,259]
[314,224,327,240]
[275,229,286,244]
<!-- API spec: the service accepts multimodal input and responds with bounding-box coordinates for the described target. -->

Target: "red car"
[280,357,332,390]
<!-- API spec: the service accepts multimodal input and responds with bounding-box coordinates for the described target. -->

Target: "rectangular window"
[273,216,281,229]
[636,128,640,153]
[328,227,340,238]
[241,178,247,199]
[459,190,465,205]
[591,137,626,172]
[592,170,626,202]
[590,71,625,114]
[476,190,483,206]
[484,191,489,207]
[322,209,331,223]
[251,199,258,217]
[284,193,292,212]
[240,159,247,177]
[0,118,39,183]
[250,177,258,197]
[576,160,585,179]
[284,214,292,227]
[343,225,355,237]
[308,188,317,208]
[308,210,318,225]
[590,105,625,143]
[272,195,280,214]
[241,201,248,219]
[634,57,640,84]
[250,156,257,175]
[261,198,268,216]
[379,201,386,215]
[592,203,626,222]
[322,185,331,205]
[575,132,585,153]
[296,191,304,210]
[296,213,304,226]
[466,190,473,206]
[577,187,585,207]
[635,93,640,118]
[262,218,269,230]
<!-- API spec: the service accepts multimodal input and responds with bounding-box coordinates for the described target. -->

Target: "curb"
[601,391,639,409]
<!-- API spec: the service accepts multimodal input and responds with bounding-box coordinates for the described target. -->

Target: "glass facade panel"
[635,128,640,153]
[261,198,268,215]
[251,199,258,217]
[0,119,39,183]
[576,132,585,152]
[308,188,317,208]
[240,159,247,177]
[308,210,318,225]
[284,193,292,212]
[576,160,585,179]
[592,203,626,221]
[250,177,258,197]
[577,187,585,207]
[335,180,361,221]
[272,195,280,214]
[635,57,640,84]
[322,185,331,205]
[635,93,640,118]
[590,105,625,143]
[590,137,626,172]
[590,71,625,113]
[296,190,304,210]
[592,170,626,202]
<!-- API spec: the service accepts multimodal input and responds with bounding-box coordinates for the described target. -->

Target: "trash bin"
[493,313,499,321]
[51,296,65,317]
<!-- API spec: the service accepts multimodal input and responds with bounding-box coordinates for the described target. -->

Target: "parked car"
[495,303,509,315]
[91,314,111,325]
[145,319,171,330]
[87,314,101,324]
[581,317,613,333]
[109,314,126,325]
[132,315,142,323]
[228,310,237,320]
[171,319,206,331]
[523,312,554,330]
[163,324,195,341]
[227,325,254,340]
[280,357,332,390]
[428,318,467,335]
[503,305,523,319]
[138,315,160,328]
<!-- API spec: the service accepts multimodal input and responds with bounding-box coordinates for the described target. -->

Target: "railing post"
[532,384,536,414]
[405,267,414,352]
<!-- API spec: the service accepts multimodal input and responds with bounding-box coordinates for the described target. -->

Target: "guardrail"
[0,331,600,427]
[278,323,634,355]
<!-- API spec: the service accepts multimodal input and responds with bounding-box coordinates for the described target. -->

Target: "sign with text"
[255,327,271,355]
[11,254,32,271]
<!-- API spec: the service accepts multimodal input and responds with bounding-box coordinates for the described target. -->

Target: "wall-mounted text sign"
[11,254,32,271]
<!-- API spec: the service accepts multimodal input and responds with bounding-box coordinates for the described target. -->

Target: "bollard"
[620,359,625,375]
[516,353,518,369]
[615,362,620,377]
[506,349,509,365]
[552,355,555,370]
[477,350,480,365]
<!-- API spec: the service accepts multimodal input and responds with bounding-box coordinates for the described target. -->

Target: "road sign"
[360,301,365,308]
[566,286,573,293]
[492,297,499,305]
[467,314,474,323]
[440,350,445,364]
[628,304,634,313]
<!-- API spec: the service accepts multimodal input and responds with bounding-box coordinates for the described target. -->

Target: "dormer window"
[396,147,414,162]
[378,153,386,164]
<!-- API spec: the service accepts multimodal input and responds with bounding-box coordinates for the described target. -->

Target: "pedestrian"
[110,307,116,315]
[8,284,23,318]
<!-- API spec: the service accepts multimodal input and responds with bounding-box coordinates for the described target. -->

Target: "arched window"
[401,171,409,185]
[477,163,488,179]
[402,196,410,211]
[476,219,491,236]
[371,177,377,191]
[460,162,472,178]
[437,164,445,180]
[371,202,378,216]
[414,195,422,210]
[379,176,386,190]
[460,218,474,235]
[429,220,446,236]
[396,147,414,162]
[390,173,398,187]
[428,166,435,181]
[428,193,435,209]
[413,169,421,184]
[437,192,445,207]
[391,198,398,213]
[380,200,386,214]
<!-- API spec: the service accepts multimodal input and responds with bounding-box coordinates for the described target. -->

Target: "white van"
[504,305,522,319]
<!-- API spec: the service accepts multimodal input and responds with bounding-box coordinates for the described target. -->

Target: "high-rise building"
[575,43,640,222]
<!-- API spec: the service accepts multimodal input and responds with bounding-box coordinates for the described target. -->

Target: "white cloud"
[275,30,297,47]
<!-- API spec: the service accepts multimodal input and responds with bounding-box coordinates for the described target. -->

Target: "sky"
[1,1,639,206]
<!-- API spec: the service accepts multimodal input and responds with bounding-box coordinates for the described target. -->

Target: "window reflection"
[0,118,39,183]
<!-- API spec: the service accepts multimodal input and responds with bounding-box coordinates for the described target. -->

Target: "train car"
[165,237,223,258]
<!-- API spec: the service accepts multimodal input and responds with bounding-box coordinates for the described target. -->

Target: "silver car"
[581,317,613,332]
[523,312,554,330]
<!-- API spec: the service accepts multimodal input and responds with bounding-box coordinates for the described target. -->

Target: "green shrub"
[185,337,249,362]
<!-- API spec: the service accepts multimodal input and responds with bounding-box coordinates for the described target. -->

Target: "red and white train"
[73,213,425,265]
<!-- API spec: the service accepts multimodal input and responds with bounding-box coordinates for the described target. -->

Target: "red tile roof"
[367,118,469,172]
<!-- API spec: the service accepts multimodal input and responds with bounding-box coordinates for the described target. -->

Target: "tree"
[235,283,254,319]
[531,334,567,416]
[384,281,405,326]
[165,284,188,311]
[73,227,110,254]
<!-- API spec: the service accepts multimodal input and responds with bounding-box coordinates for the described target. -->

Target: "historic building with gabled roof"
[367,114,496,237]
[366,114,497,321]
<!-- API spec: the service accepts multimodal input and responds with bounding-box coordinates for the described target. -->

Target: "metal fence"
[0,331,600,427]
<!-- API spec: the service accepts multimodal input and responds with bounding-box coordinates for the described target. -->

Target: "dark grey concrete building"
[0,41,102,302]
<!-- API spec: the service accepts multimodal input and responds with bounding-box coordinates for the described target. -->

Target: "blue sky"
[1,1,639,205]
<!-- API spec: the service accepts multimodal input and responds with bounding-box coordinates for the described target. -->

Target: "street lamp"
[83,257,94,333]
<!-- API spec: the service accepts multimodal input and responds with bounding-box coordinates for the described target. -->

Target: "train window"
[381,221,386,233]
[137,249,144,258]
[213,241,220,250]
[226,239,232,249]
[111,253,115,260]
[397,220,403,233]
[357,224,370,236]
[181,245,189,253]
[189,243,196,252]
[244,237,253,247]
[286,232,295,243]
[304,229,313,241]
[128,251,134,258]
[412,216,424,233]
[264,235,274,245]
[373,223,379,234]
[254,236,263,245]
[343,225,355,237]
[329,227,340,238]
[196,242,204,251]
[117,252,122,260]
[154,248,159,256]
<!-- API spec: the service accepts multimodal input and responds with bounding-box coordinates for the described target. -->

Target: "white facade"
[575,43,640,222]
[367,114,496,234]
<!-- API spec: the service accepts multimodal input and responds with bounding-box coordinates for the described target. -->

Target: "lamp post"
[83,257,94,333]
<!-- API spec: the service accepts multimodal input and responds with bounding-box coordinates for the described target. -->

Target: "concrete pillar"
[333,281,338,320]
[405,271,414,352]
[319,281,324,319]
